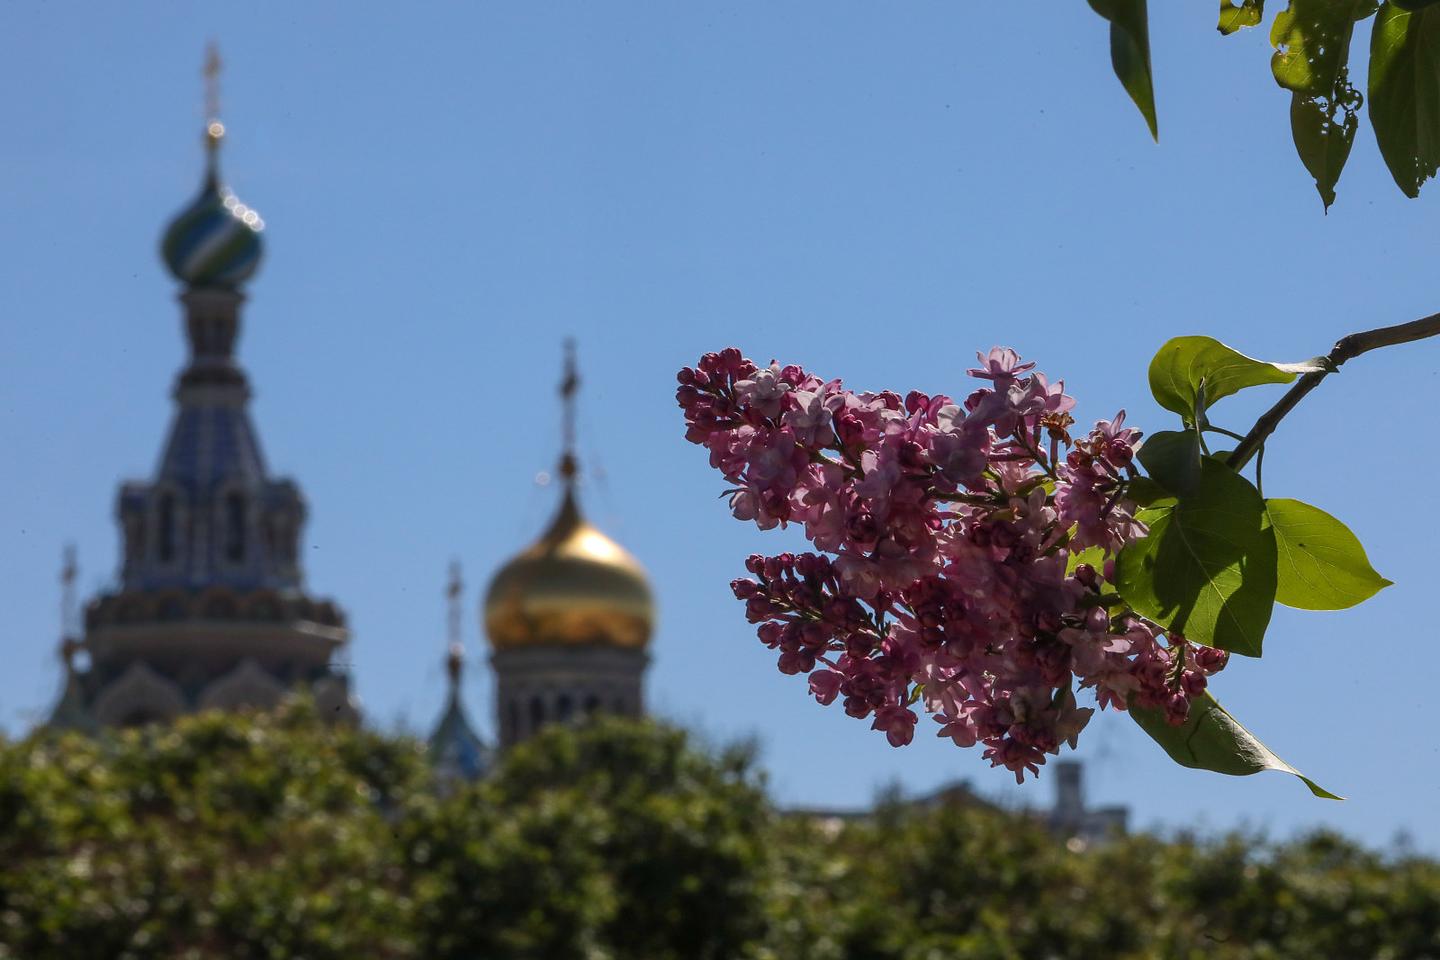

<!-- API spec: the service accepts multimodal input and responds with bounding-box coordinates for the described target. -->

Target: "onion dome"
[485,479,654,651]
[429,632,489,781]
[160,118,264,288]
[484,342,654,652]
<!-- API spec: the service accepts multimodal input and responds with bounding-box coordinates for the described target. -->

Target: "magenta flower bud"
[899,440,928,469]
[1194,646,1229,673]
[809,669,844,705]
[731,578,760,600]
[846,511,880,543]
[836,414,866,447]
[757,622,784,647]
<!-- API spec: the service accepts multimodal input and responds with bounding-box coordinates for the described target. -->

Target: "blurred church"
[46,50,655,784]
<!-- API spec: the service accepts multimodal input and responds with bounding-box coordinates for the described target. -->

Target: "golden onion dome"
[484,483,654,652]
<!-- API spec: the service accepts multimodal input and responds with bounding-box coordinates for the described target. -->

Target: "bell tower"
[50,48,355,728]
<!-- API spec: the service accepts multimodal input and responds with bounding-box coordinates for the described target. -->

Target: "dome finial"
[203,42,225,180]
[445,560,464,686]
[558,338,580,485]
[59,543,78,642]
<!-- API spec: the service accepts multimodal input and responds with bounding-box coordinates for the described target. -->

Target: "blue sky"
[3,3,1438,850]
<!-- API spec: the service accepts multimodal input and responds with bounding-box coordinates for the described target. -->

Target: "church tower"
[428,562,489,782]
[49,49,355,728]
[483,343,654,750]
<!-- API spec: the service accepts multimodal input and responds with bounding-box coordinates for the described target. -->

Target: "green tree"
[483,717,776,960]
[0,702,423,960]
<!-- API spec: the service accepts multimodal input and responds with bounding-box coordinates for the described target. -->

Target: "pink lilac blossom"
[677,346,1229,783]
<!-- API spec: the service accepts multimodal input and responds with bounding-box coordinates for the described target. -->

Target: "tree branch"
[1228,311,1440,471]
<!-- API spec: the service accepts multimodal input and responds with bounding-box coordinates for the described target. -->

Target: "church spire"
[429,561,487,782]
[558,338,580,487]
[59,544,78,643]
[445,559,464,690]
[203,42,224,184]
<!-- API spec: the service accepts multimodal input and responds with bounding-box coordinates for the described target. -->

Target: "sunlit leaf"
[1220,0,1265,35]
[1066,544,1107,575]
[1115,458,1277,656]
[1264,498,1392,609]
[1132,692,1341,798]
[1147,336,1316,421]
[1088,0,1158,139]
[1289,74,1365,208]
[1271,1,1378,208]
[1369,1,1440,197]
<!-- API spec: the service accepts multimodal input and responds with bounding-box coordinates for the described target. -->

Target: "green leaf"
[1271,1,1377,208]
[1132,692,1342,798]
[1148,336,1315,421]
[1125,476,1176,509]
[1137,429,1202,497]
[1287,73,1364,209]
[1265,498,1392,609]
[1088,0,1158,139]
[1115,458,1277,656]
[1066,544,1107,575]
[1220,0,1265,35]
[1368,1,1440,197]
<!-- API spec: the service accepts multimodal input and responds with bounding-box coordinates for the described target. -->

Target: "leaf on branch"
[1289,73,1364,209]
[1271,1,1379,208]
[1147,336,1318,422]
[1265,498,1392,609]
[1220,0,1265,35]
[1088,0,1158,139]
[1131,691,1342,798]
[1115,458,1277,656]
[1137,429,1202,498]
[1369,1,1440,197]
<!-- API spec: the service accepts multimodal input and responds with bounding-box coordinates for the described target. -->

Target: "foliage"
[413,717,774,960]
[1084,0,1440,206]
[5,706,1440,958]
[0,701,424,960]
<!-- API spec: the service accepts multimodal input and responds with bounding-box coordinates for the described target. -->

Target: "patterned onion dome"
[485,487,654,651]
[160,124,263,288]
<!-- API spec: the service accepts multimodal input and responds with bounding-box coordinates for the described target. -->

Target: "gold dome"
[484,486,654,651]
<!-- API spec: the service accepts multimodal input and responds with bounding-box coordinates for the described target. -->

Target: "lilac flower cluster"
[677,347,1228,782]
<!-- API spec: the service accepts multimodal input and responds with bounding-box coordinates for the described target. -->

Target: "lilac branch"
[1228,311,1440,471]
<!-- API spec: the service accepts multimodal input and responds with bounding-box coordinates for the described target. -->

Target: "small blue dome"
[160,166,264,289]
